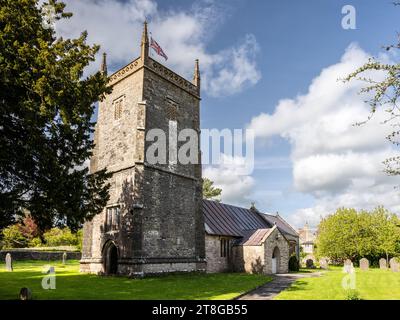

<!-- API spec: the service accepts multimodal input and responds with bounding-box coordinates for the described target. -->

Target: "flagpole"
[149,31,153,58]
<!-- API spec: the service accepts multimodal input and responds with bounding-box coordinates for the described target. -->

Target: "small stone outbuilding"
[203,200,299,274]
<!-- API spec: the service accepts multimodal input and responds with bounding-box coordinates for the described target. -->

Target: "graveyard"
[2,1,400,306]
[275,265,400,300]
[0,259,272,300]
[1,255,400,300]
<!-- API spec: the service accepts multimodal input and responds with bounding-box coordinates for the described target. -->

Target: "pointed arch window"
[105,206,120,231]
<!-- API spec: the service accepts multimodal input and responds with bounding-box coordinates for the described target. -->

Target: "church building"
[80,22,298,276]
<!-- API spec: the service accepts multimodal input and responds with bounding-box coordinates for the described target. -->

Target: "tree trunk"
[386,251,389,268]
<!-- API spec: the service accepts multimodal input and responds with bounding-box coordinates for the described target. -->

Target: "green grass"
[290,268,321,274]
[275,266,400,300]
[0,260,271,300]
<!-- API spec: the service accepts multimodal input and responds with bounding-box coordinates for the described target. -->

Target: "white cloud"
[55,0,260,97]
[248,43,400,228]
[205,34,261,97]
[203,154,255,206]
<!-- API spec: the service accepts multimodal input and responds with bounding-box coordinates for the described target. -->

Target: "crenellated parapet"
[107,57,200,98]
[108,57,142,86]
[146,58,199,97]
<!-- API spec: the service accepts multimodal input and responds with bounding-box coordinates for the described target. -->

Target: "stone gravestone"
[19,288,32,300]
[319,258,328,270]
[390,258,399,272]
[5,253,13,272]
[359,258,369,271]
[306,259,314,268]
[344,259,353,266]
[62,252,67,265]
[379,258,387,270]
[344,259,354,273]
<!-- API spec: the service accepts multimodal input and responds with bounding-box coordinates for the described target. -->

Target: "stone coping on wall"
[0,250,81,261]
[0,246,79,252]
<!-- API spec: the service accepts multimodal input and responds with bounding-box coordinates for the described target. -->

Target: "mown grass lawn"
[0,260,272,300]
[276,266,400,300]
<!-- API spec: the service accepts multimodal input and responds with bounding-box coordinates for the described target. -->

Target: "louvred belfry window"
[113,97,124,120]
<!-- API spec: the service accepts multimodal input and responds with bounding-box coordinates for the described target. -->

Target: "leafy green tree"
[317,208,361,261]
[0,0,111,233]
[43,227,79,246]
[345,3,400,175]
[202,178,222,201]
[356,210,379,257]
[317,207,400,262]
[372,207,400,265]
[2,225,27,248]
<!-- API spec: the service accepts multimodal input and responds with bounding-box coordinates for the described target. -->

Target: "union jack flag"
[150,37,168,61]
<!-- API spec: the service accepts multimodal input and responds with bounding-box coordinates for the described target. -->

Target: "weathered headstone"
[306,259,314,268]
[359,258,369,271]
[379,258,387,270]
[344,259,353,266]
[319,258,329,269]
[62,252,67,265]
[19,288,32,300]
[390,257,399,272]
[5,253,12,272]
[343,259,354,273]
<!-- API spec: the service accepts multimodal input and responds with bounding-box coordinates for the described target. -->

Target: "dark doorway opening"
[103,242,118,275]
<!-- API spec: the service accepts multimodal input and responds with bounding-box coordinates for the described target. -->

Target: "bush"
[28,237,43,247]
[289,255,300,272]
[345,289,362,300]
[306,259,315,268]
[2,225,28,248]
[43,228,79,246]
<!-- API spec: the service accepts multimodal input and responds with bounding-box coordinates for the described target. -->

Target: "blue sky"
[58,0,400,227]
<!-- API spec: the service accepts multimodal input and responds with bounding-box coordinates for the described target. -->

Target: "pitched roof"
[202,200,270,237]
[202,200,299,244]
[237,228,274,246]
[262,214,299,238]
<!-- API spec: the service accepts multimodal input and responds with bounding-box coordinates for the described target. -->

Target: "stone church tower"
[80,22,206,276]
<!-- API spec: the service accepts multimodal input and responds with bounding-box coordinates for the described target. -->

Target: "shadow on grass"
[290,268,324,274]
[282,280,309,292]
[0,267,272,300]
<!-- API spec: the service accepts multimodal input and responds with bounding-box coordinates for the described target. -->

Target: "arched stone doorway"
[272,246,280,274]
[103,241,118,275]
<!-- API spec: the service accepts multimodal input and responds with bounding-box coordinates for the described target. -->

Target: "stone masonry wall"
[140,59,205,263]
[81,52,205,274]
[0,250,81,261]
[232,245,265,274]
[264,227,290,274]
[205,235,233,273]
